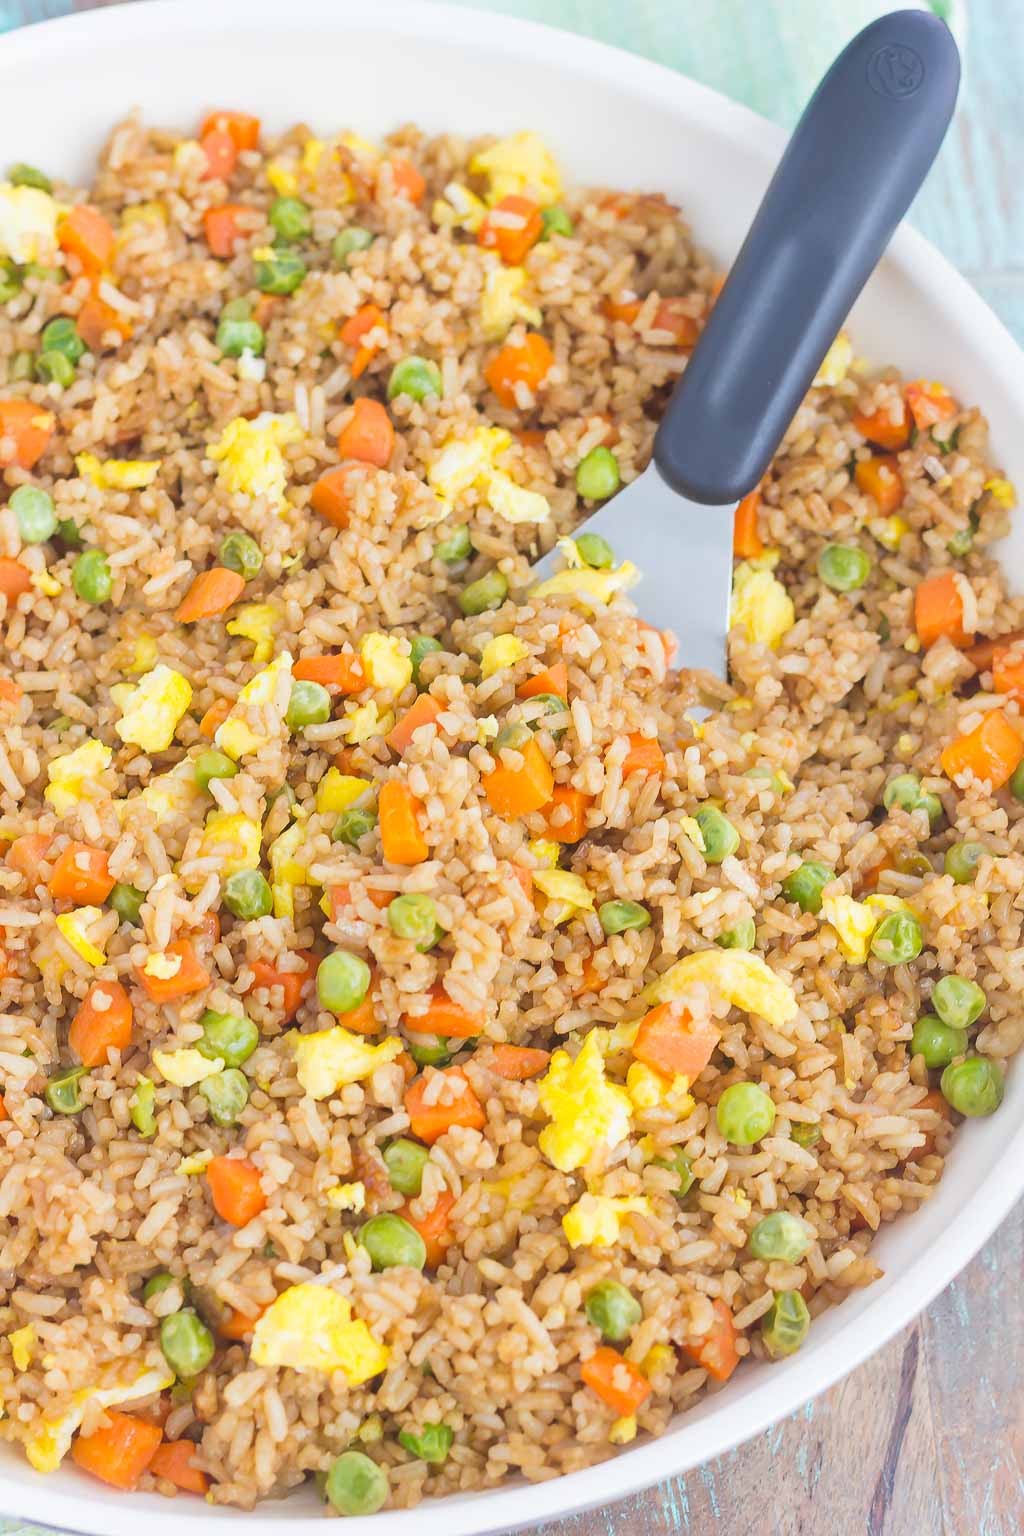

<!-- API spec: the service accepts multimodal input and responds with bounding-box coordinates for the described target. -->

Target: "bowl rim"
[2,2,1024,1533]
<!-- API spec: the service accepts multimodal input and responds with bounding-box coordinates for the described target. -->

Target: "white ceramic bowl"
[2,2,1022,1533]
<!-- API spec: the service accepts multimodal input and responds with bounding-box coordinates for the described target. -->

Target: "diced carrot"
[404,1066,486,1144]
[991,645,1024,702]
[967,628,1024,675]
[241,951,316,1021]
[292,651,365,691]
[682,1299,740,1382]
[379,779,429,864]
[0,947,8,981]
[7,832,50,881]
[58,205,115,275]
[404,984,484,1039]
[0,559,31,602]
[199,128,238,181]
[70,1411,162,1490]
[732,490,764,559]
[854,455,905,514]
[602,295,643,325]
[905,380,957,432]
[854,852,895,894]
[543,784,591,843]
[76,291,132,351]
[580,1346,652,1415]
[340,987,378,1034]
[203,203,250,258]
[134,939,210,1002]
[199,111,261,153]
[852,402,910,451]
[386,693,443,755]
[484,333,555,410]
[651,299,700,348]
[175,567,246,624]
[218,1303,267,1341]
[578,948,604,993]
[47,842,114,905]
[516,428,547,450]
[0,1094,7,1121]
[198,698,232,738]
[620,732,666,778]
[487,1043,550,1080]
[0,676,22,707]
[484,737,554,819]
[70,981,133,1068]
[632,1002,720,1081]
[149,1438,209,1495]
[0,400,54,470]
[326,884,392,919]
[395,1049,416,1082]
[388,156,426,203]
[310,464,361,529]
[206,1155,266,1226]
[940,708,1023,791]
[252,294,278,329]
[709,272,727,304]
[906,1088,949,1162]
[478,195,544,265]
[518,663,567,701]
[340,304,387,381]
[509,861,534,901]
[337,397,394,468]
[914,570,973,651]
[191,911,221,947]
[398,1189,456,1268]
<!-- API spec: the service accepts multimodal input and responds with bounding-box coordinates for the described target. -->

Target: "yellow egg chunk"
[470,132,562,206]
[562,1192,651,1247]
[208,413,303,505]
[820,893,880,963]
[269,819,309,920]
[537,1031,633,1172]
[530,560,639,608]
[115,664,192,753]
[359,633,413,693]
[226,604,281,665]
[326,1182,366,1213]
[481,634,529,678]
[215,651,294,760]
[0,184,59,263]
[644,949,798,1028]
[250,1283,390,1381]
[293,1026,401,1100]
[428,427,512,505]
[480,264,542,341]
[44,738,112,814]
[432,180,488,232]
[812,330,852,387]
[54,908,107,968]
[316,769,372,815]
[8,1325,35,1372]
[24,1362,173,1473]
[75,452,161,491]
[484,468,550,525]
[185,811,262,893]
[152,1048,223,1087]
[730,564,795,650]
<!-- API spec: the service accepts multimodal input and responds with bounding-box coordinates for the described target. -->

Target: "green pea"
[56,516,83,547]
[143,1271,176,1302]
[790,1122,821,1149]
[583,1278,642,1342]
[911,1013,967,1070]
[332,226,374,268]
[10,162,52,192]
[761,1291,810,1358]
[221,298,252,322]
[10,349,34,381]
[387,892,440,947]
[540,204,574,239]
[575,446,620,501]
[332,807,377,847]
[387,355,442,403]
[696,806,740,864]
[494,721,533,753]
[523,693,568,736]
[222,868,273,920]
[397,1423,453,1464]
[1010,758,1024,802]
[598,900,651,935]
[45,1066,86,1115]
[917,792,944,830]
[195,749,239,792]
[716,1082,776,1146]
[749,1212,813,1263]
[406,1032,451,1068]
[216,316,264,358]
[36,350,75,387]
[781,860,834,914]
[287,680,332,731]
[197,1008,259,1068]
[932,974,986,1031]
[883,773,923,812]
[325,1451,389,1516]
[944,840,987,885]
[717,916,756,951]
[254,248,306,294]
[130,1075,156,1137]
[10,485,57,544]
[383,1137,429,1197]
[109,881,145,926]
[358,1212,427,1271]
[870,910,922,966]
[200,1067,250,1127]
[745,766,788,795]
[575,530,615,568]
[947,526,974,558]
[317,950,371,1015]
[40,316,86,365]
[159,1309,215,1378]
[409,634,442,686]
[653,1147,696,1199]
[50,715,73,736]
[0,260,22,303]
[435,525,472,563]
[23,263,64,285]
[940,1055,1003,1117]
[458,568,508,615]
[268,195,312,243]
[72,548,112,605]
[817,542,871,593]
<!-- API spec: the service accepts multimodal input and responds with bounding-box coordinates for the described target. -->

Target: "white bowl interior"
[1,3,1023,1534]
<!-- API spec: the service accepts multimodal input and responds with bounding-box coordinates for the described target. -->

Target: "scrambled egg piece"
[208,413,303,506]
[527,837,560,867]
[215,651,294,760]
[813,331,852,387]
[44,738,112,814]
[267,160,299,196]
[730,563,795,650]
[114,664,192,753]
[24,1362,174,1473]
[480,264,542,341]
[177,1150,213,1175]
[532,868,593,926]
[869,514,908,552]
[475,715,499,744]
[481,634,529,678]
[609,1415,637,1445]
[470,132,562,207]
[316,769,372,815]
[679,815,706,853]
[127,633,158,674]
[75,453,161,491]
[820,893,878,963]
[342,698,391,745]
[198,811,262,878]
[537,1031,632,1172]
[326,1182,366,1213]
[55,908,107,967]
[119,201,167,234]
[360,633,412,693]
[485,468,550,525]
[138,760,202,820]
[984,477,1016,509]
[226,604,280,665]
[268,819,308,920]
[0,184,59,263]
[152,1048,224,1087]
[251,1283,389,1381]
[644,949,798,1028]
[562,1192,651,1247]
[530,560,640,608]
[31,569,62,597]
[428,426,511,505]
[293,1026,402,1100]
[626,1061,694,1117]
[142,951,182,981]
[8,1325,35,1371]
[432,181,488,232]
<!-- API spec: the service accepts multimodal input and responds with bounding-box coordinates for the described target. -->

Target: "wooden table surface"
[2,1,1021,1533]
